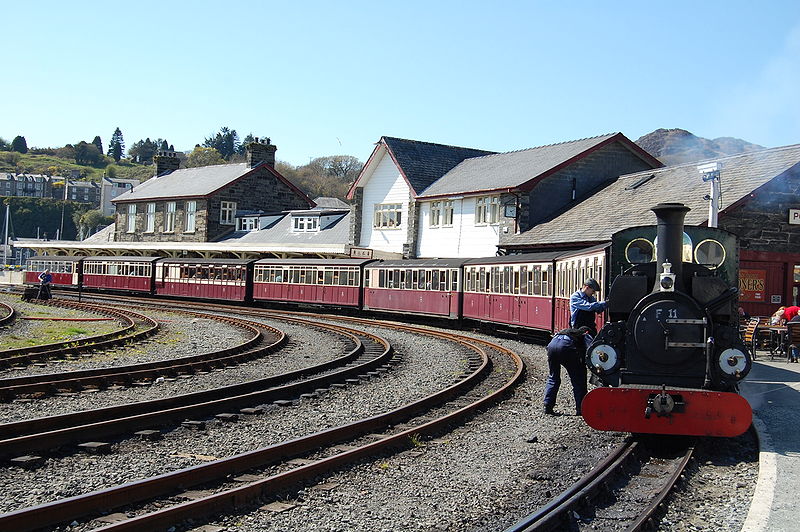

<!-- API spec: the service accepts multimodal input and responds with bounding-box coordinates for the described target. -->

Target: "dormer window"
[237,217,258,231]
[293,216,319,232]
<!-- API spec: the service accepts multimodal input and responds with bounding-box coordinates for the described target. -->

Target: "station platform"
[740,358,800,532]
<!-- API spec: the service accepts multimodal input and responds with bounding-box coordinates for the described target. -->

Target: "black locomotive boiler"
[581,203,752,437]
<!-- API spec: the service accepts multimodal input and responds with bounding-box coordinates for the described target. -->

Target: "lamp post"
[59,179,68,239]
[698,162,722,228]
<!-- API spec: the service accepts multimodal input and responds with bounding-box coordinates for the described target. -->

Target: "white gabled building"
[347,137,494,257]
[414,133,662,258]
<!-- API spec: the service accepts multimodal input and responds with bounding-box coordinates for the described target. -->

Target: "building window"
[373,203,402,229]
[185,200,196,233]
[164,201,176,232]
[145,202,155,232]
[293,216,319,232]
[442,200,454,226]
[475,196,500,225]
[237,217,258,231]
[430,202,441,227]
[126,204,136,233]
[220,201,236,225]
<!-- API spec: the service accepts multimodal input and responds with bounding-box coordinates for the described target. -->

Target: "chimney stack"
[154,150,180,176]
[246,137,277,168]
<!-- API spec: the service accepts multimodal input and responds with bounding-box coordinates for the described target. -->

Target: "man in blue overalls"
[38,269,53,300]
[543,326,593,416]
[569,278,606,335]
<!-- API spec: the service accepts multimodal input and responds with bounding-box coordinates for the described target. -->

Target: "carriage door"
[511,265,525,324]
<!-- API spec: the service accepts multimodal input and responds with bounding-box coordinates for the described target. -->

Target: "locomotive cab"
[583,203,752,437]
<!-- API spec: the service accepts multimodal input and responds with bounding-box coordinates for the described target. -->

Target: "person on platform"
[542,326,593,416]
[788,313,800,363]
[37,269,53,300]
[569,278,607,335]
[771,306,800,326]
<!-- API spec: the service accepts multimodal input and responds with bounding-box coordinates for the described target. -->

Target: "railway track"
[0,301,14,326]
[0,300,159,370]
[0,309,282,402]
[0,300,524,532]
[506,437,695,532]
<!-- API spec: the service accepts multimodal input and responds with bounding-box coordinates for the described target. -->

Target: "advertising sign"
[790,209,800,225]
[350,247,373,259]
[739,269,766,302]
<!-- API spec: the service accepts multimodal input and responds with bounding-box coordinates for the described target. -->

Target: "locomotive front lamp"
[659,261,676,292]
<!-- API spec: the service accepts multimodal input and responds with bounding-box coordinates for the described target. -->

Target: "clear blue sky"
[3,0,799,166]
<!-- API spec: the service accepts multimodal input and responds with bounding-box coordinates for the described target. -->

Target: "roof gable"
[502,143,800,248]
[419,133,662,198]
[347,137,495,198]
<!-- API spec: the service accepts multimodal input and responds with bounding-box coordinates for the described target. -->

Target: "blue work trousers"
[543,339,587,409]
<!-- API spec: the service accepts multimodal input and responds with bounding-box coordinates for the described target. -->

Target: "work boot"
[544,404,560,416]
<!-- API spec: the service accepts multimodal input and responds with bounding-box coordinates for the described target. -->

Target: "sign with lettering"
[739,269,766,302]
[790,209,800,224]
[350,247,373,259]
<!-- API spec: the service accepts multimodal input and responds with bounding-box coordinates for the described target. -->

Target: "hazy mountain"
[635,128,764,166]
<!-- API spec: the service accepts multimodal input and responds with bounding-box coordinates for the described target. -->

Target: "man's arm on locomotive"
[570,293,607,313]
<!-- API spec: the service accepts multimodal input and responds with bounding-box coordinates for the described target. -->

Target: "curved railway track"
[0,300,524,532]
[506,437,695,532]
[0,300,159,370]
[0,301,14,326]
[0,310,282,402]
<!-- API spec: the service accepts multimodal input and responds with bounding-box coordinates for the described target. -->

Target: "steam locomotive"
[581,203,752,437]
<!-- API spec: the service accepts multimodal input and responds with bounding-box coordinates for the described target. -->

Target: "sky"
[3,1,800,167]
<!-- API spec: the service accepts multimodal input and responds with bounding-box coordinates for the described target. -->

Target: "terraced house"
[112,139,314,243]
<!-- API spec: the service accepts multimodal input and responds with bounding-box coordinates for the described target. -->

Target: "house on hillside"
[112,139,314,243]
[501,143,800,315]
[100,177,140,216]
[0,173,52,198]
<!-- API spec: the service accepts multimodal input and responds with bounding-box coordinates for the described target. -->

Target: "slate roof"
[350,137,495,197]
[215,212,351,247]
[313,197,350,209]
[502,143,800,248]
[418,133,659,198]
[112,163,312,204]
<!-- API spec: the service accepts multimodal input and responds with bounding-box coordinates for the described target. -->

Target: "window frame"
[145,202,155,233]
[220,201,237,225]
[372,203,403,229]
[185,200,197,233]
[163,201,176,232]
[126,204,137,233]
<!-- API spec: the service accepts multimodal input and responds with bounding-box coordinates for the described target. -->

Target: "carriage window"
[418,270,426,290]
[378,269,386,288]
[399,269,407,289]
[519,266,527,295]
[429,270,438,291]
[544,265,552,296]
[491,267,500,293]
[441,270,449,291]
[412,270,419,289]
[695,239,726,269]
[324,269,333,285]
[451,270,458,291]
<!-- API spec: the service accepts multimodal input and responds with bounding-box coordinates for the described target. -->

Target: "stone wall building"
[113,139,314,243]
[501,143,800,315]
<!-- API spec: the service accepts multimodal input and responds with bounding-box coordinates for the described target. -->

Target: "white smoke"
[713,23,800,145]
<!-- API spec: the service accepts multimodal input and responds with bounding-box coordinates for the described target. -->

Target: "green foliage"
[0,137,9,151]
[11,136,28,154]
[0,151,21,169]
[92,136,103,153]
[186,146,226,168]
[2,196,82,239]
[72,208,112,239]
[203,126,239,160]
[129,137,158,163]
[73,141,105,165]
[276,155,363,200]
[108,127,125,162]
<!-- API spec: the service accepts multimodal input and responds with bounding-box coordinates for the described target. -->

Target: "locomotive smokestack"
[651,202,690,292]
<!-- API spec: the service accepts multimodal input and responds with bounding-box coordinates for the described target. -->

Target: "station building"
[500,143,800,316]
[348,133,661,258]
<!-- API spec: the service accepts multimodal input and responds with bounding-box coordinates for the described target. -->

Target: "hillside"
[0,151,154,182]
[635,128,764,166]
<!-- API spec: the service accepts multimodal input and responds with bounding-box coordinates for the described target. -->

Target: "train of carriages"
[25,202,752,437]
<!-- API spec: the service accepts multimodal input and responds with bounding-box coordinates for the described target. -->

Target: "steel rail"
[0,317,387,458]
[625,444,695,532]
[505,439,639,532]
[0,313,275,401]
[0,301,15,326]
[0,301,158,368]
[0,321,522,532]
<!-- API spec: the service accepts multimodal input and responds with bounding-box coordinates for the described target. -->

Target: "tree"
[186,146,226,168]
[0,138,9,151]
[128,138,158,164]
[237,133,257,155]
[160,139,169,151]
[72,209,113,239]
[11,136,28,154]
[92,136,103,154]
[108,127,125,162]
[74,141,104,165]
[203,126,239,160]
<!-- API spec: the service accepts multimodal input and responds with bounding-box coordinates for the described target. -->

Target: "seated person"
[771,306,800,325]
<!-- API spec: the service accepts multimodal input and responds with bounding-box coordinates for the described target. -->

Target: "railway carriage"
[252,258,373,308]
[462,252,562,331]
[82,256,160,293]
[553,245,609,332]
[25,256,83,287]
[363,259,466,318]
[155,258,254,301]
